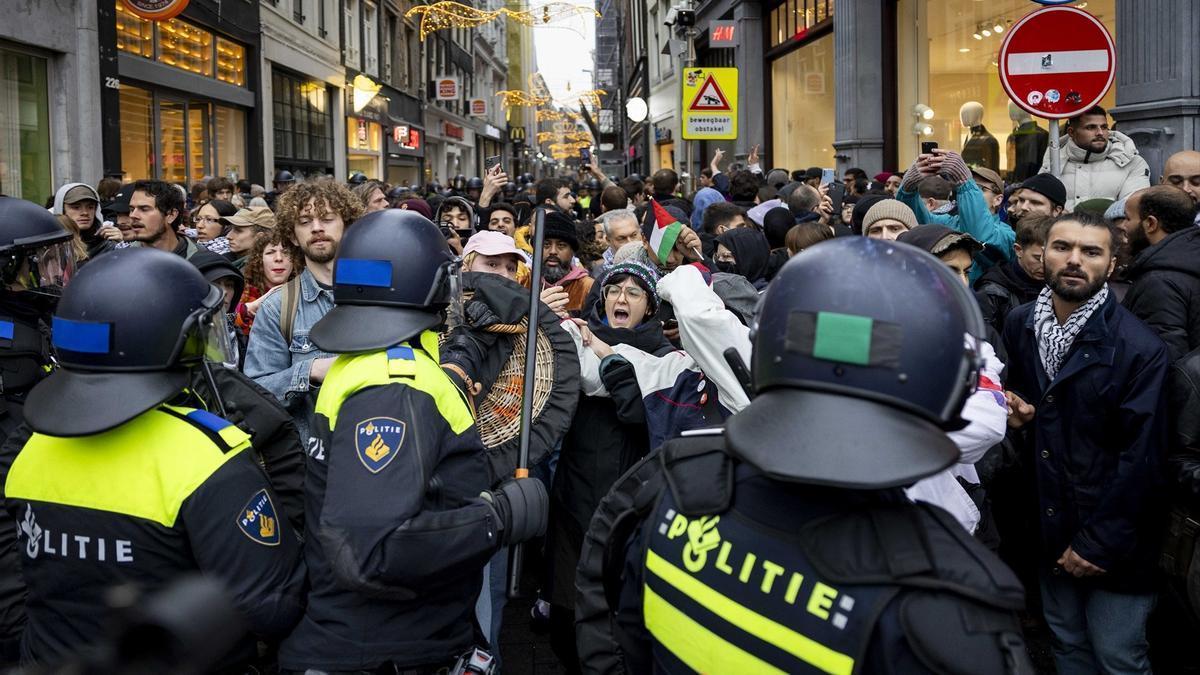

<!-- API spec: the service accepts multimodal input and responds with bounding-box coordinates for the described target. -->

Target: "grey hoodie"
[1038,129,1151,211]
[49,182,100,216]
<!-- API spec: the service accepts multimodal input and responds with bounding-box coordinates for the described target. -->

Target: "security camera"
[664,7,678,26]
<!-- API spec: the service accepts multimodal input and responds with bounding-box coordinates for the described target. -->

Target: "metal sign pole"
[1048,117,1061,176]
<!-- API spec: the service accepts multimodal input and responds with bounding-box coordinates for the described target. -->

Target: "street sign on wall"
[998,6,1115,119]
[681,67,738,140]
[435,76,460,101]
[469,99,487,116]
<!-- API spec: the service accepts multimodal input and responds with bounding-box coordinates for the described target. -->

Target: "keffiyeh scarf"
[1033,284,1108,380]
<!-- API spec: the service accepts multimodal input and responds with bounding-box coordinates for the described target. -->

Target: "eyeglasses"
[195,216,222,225]
[603,284,646,301]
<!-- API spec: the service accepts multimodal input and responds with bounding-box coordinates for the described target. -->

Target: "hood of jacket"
[1057,129,1141,169]
[51,182,99,215]
[556,263,591,286]
[190,249,245,313]
[1127,225,1200,280]
[716,228,771,285]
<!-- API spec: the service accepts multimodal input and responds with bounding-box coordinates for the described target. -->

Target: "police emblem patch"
[237,489,281,546]
[355,417,406,474]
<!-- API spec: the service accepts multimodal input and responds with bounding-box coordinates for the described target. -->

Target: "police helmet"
[25,248,230,436]
[273,170,295,184]
[503,182,518,196]
[725,237,986,489]
[309,210,457,353]
[520,173,534,184]
[466,176,484,190]
[0,197,77,297]
[386,185,412,202]
[348,172,368,186]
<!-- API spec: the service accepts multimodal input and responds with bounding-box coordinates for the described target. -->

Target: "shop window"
[769,0,833,49]
[116,5,248,87]
[158,18,214,77]
[115,4,153,58]
[895,0,1117,178]
[215,105,246,179]
[364,1,378,76]
[273,70,332,164]
[119,85,155,181]
[216,37,245,86]
[771,34,835,170]
[0,47,51,202]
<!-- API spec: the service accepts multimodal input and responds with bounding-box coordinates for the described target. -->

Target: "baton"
[508,207,547,599]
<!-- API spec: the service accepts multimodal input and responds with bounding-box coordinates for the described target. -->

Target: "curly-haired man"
[245,181,363,444]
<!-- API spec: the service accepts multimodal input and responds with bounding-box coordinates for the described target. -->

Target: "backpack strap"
[278,276,302,345]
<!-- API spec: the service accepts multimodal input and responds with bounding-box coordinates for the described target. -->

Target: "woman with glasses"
[192,199,238,256]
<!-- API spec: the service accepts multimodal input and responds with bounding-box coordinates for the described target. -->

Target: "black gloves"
[481,477,548,546]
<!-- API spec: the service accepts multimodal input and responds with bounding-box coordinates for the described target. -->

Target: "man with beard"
[245,181,362,442]
[1039,106,1151,211]
[1160,150,1200,216]
[1003,211,1169,674]
[540,210,592,316]
[1120,185,1200,361]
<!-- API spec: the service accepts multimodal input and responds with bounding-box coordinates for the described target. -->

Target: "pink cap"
[463,231,529,263]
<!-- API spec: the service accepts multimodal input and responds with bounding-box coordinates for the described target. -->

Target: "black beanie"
[850,195,890,236]
[542,210,579,250]
[762,206,795,249]
[1019,173,1067,207]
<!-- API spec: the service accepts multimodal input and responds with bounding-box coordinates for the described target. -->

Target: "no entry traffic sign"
[998,6,1115,120]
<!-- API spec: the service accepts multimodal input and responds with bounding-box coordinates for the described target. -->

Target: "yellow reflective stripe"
[645,549,855,675]
[316,332,473,435]
[6,409,243,528]
[644,585,787,675]
[388,357,416,377]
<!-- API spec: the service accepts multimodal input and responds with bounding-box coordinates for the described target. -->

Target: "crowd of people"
[0,102,1197,673]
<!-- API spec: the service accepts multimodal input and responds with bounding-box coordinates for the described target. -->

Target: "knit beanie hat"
[1019,173,1067,207]
[601,260,660,315]
[862,200,919,233]
[542,210,579,250]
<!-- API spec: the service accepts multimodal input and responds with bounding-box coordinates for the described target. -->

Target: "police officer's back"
[277,209,547,672]
[0,248,306,667]
[0,197,79,663]
[577,237,1032,674]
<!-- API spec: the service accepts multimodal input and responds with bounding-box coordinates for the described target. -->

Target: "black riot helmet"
[273,170,295,184]
[0,197,78,298]
[466,176,484,190]
[725,237,987,490]
[309,209,457,353]
[520,173,534,184]
[502,182,518,197]
[347,172,368,186]
[25,248,232,436]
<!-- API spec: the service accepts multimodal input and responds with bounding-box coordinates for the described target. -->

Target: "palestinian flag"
[645,199,683,262]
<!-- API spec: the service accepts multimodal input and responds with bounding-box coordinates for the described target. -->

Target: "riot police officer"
[465,176,485,205]
[0,197,77,664]
[576,237,1031,674]
[277,209,547,673]
[2,248,305,668]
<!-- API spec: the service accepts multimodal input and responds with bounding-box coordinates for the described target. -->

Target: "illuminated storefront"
[0,45,51,201]
[766,0,835,171]
[895,0,1116,178]
[110,1,256,183]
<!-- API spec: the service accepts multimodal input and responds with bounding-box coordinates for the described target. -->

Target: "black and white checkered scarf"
[1034,284,1109,380]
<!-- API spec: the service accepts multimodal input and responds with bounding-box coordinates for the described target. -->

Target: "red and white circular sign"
[998,6,1115,120]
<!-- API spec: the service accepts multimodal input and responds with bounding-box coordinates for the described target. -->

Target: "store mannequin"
[1006,101,1049,183]
[959,101,999,172]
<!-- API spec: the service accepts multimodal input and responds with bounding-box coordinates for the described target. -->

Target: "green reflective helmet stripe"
[786,311,904,369]
[314,330,473,434]
[6,407,249,528]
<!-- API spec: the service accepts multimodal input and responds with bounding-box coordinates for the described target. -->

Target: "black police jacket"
[576,433,1031,675]
[0,404,306,668]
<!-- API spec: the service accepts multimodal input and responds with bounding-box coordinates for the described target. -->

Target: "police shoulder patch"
[237,489,281,546]
[355,416,406,474]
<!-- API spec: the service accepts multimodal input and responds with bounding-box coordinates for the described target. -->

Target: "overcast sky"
[531,1,597,103]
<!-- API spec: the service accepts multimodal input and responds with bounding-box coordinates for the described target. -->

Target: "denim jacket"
[244,269,335,439]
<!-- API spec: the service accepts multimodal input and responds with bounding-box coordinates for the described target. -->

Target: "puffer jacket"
[1039,130,1151,210]
[1123,226,1200,362]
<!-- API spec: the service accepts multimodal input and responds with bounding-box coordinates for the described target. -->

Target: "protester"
[484,202,518,237]
[244,180,361,441]
[192,198,238,255]
[540,210,593,316]
[1160,150,1200,212]
[862,199,918,240]
[463,230,526,283]
[50,182,119,258]
[1008,173,1066,227]
[784,221,833,256]
[1119,185,1200,360]
[595,209,640,272]
[975,216,1050,336]
[1039,106,1151,210]
[690,186,724,229]
[714,227,771,290]
[222,206,276,269]
[236,231,303,337]
[352,179,390,214]
[1004,211,1169,674]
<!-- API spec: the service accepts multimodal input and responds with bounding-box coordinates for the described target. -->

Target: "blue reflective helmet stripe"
[335,259,393,288]
[51,316,111,354]
[0,320,13,341]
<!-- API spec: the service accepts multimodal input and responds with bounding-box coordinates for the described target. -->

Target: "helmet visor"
[197,308,237,369]
[23,241,78,296]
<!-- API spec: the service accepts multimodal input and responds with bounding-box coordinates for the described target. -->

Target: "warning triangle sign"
[688,75,732,112]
